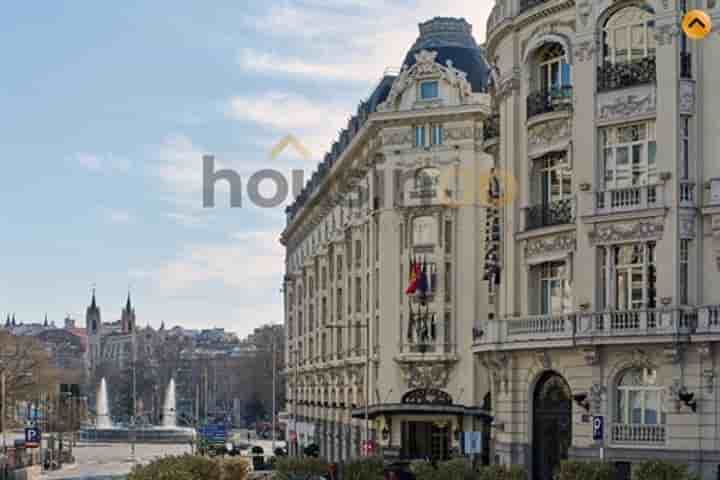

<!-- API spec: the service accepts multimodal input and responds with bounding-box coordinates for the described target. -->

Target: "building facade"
[476,0,720,478]
[86,291,138,372]
[281,18,495,463]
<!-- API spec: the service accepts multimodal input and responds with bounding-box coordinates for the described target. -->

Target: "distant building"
[86,290,140,371]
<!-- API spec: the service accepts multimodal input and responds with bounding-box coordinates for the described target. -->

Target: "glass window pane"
[615,28,629,63]
[630,24,645,61]
[630,390,642,423]
[561,62,571,86]
[421,81,438,99]
[616,390,626,423]
[645,392,659,424]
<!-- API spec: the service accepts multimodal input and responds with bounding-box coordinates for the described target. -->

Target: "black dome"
[402,17,490,93]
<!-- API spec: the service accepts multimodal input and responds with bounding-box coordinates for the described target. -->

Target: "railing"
[525,198,575,230]
[597,57,656,92]
[526,86,573,119]
[594,184,663,215]
[483,114,500,142]
[612,423,666,445]
[680,181,696,206]
[399,343,454,354]
[520,0,550,13]
[681,52,692,79]
[475,306,720,347]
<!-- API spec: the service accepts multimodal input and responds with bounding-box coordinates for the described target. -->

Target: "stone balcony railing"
[591,184,665,216]
[474,305,720,349]
[680,181,696,207]
[612,423,666,445]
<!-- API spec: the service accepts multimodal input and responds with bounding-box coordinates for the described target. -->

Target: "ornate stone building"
[476,0,720,478]
[281,18,495,462]
[87,291,138,372]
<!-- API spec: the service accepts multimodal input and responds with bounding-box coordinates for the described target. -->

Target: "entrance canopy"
[351,403,492,421]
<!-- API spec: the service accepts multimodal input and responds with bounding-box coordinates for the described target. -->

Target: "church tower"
[121,293,136,334]
[86,289,102,371]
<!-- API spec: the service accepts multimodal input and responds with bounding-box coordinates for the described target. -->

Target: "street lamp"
[324,321,371,456]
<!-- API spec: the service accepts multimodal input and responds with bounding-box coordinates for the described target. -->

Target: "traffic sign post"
[592,416,604,460]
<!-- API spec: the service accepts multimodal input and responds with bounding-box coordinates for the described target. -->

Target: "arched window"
[615,367,664,425]
[535,43,571,94]
[415,167,441,190]
[603,6,656,65]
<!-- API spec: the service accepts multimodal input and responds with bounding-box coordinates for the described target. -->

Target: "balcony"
[597,57,656,92]
[612,423,666,445]
[524,198,575,231]
[681,52,692,79]
[483,114,499,142]
[526,86,573,120]
[592,184,665,216]
[474,306,717,350]
[680,181,696,207]
[520,0,549,13]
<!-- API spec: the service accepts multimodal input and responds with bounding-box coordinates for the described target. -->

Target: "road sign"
[24,426,41,448]
[198,424,227,445]
[592,416,604,441]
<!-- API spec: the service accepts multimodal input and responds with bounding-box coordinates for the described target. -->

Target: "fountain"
[96,378,113,429]
[162,378,177,428]
[81,377,195,444]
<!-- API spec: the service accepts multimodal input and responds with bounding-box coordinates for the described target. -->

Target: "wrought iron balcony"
[524,198,575,230]
[597,57,656,92]
[526,86,573,119]
[681,52,692,79]
[520,0,549,13]
[483,114,499,142]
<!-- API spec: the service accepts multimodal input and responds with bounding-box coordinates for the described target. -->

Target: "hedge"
[126,455,249,480]
[275,457,331,480]
[478,465,525,480]
[557,460,615,480]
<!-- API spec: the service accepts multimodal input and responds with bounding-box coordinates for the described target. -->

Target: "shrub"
[411,459,478,480]
[478,465,525,480]
[127,455,222,480]
[558,461,615,480]
[275,457,331,480]
[633,460,691,480]
[343,457,385,480]
[221,457,250,480]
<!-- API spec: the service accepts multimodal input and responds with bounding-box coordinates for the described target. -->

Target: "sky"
[0,0,493,338]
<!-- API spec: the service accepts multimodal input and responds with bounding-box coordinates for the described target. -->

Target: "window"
[420,80,439,99]
[355,277,362,313]
[337,256,343,280]
[536,43,571,93]
[321,297,327,325]
[536,153,572,205]
[444,262,452,302]
[336,328,343,355]
[615,368,664,425]
[681,117,690,180]
[680,239,690,305]
[414,125,427,148]
[413,216,437,246]
[601,121,657,189]
[603,6,656,64]
[431,124,443,145]
[535,261,571,315]
[321,267,327,290]
[444,220,452,254]
[336,288,343,321]
[599,242,657,311]
[309,304,315,331]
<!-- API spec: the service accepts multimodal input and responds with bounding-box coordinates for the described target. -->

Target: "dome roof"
[402,17,490,92]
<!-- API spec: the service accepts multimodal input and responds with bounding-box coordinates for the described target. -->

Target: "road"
[40,431,285,479]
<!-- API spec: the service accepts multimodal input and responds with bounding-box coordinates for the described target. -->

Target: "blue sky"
[0,0,492,337]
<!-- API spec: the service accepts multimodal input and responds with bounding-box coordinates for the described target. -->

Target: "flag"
[416,259,429,300]
[405,258,420,295]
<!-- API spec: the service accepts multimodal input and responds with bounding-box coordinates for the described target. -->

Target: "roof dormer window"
[420,80,439,100]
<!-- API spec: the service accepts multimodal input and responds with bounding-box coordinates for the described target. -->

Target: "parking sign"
[25,427,41,448]
[592,416,604,441]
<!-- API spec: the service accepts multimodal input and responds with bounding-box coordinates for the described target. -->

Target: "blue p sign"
[592,416,604,441]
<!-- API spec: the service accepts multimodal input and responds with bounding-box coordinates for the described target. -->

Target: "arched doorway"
[532,372,571,480]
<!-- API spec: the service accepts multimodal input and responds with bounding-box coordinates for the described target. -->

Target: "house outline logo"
[270,134,312,161]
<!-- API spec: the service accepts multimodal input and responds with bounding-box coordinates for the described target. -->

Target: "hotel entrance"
[400,421,450,461]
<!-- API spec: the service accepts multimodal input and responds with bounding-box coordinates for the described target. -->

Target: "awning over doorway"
[350,403,493,422]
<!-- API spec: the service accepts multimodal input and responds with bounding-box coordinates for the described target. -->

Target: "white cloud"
[105,209,134,225]
[75,152,131,172]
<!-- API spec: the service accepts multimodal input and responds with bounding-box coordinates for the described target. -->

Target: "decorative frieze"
[525,233,576,260]
[583,347,600,366]
[444,126,475,141]
[597,88,656,121]
[577,0,592,27]
[400,362,454,390]
[527,118,571,155]
[588,219,664,245]
[383,129,413,146]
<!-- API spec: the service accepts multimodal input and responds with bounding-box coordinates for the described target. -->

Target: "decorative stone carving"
[527,118,571,154]
[663,345,681,364]
[577,0,592,27]
[521,21,576,61]
[598,91,656,121]
[573,40,595,62]
[481,353,510,395]
[444,126,475,141]
[525,233,576,259]
[589,383,606,414]
[680,81,695,114]
[654,23,681,46]
[588,219,664,245]
[583,347,600,366]
[400,362,454,390]
[383,130,413,146]
[496,75,520,100]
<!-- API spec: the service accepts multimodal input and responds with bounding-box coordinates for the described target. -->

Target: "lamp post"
[325,322,370,456]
